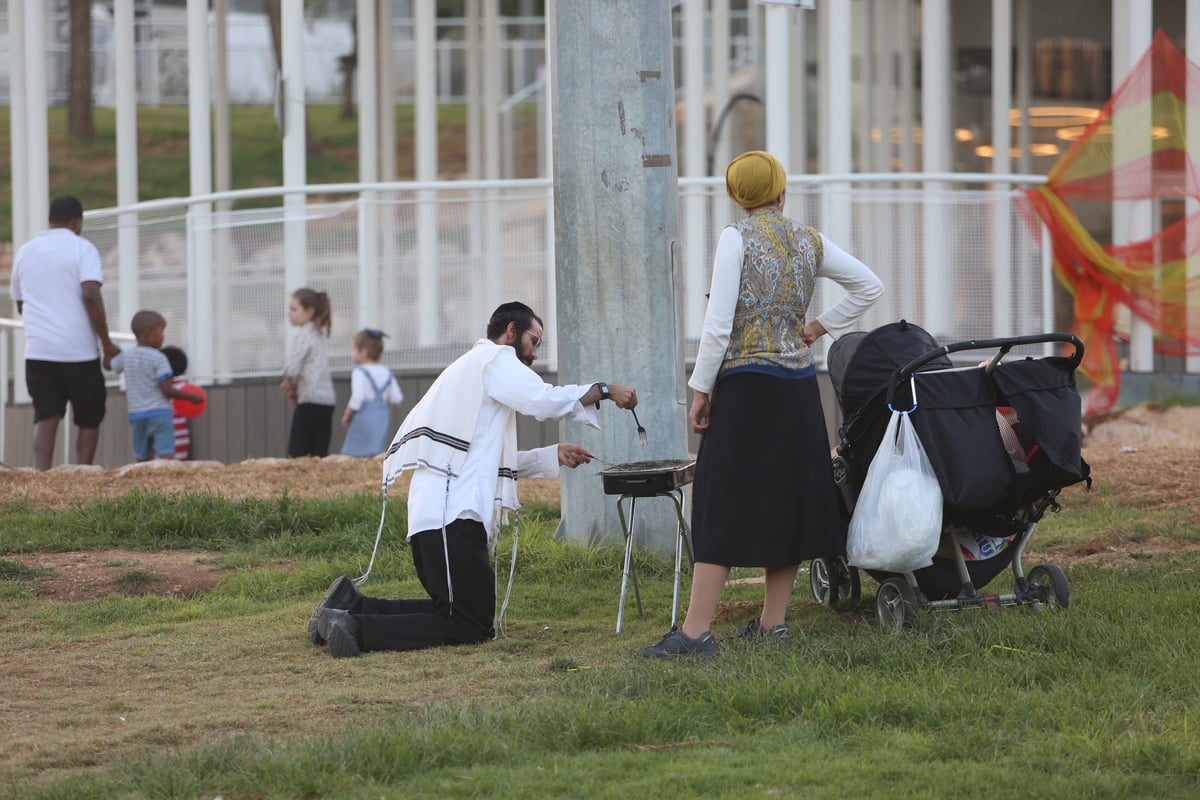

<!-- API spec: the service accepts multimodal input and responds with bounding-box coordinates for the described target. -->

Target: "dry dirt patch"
[3,404,1199,602]
[11,548,226,601]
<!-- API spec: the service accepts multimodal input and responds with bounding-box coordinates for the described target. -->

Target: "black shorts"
[26,359,108,428]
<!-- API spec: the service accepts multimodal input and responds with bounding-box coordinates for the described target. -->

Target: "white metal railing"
[2,173,1058,461]
[0,318,135,466]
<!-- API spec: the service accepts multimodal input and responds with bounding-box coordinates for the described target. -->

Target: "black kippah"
[491,301,533,318]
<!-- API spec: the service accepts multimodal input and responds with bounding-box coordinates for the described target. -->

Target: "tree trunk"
[264,0,318,155]
[340,16,358,120]
[264,0,282,69]
[68,0,95,140]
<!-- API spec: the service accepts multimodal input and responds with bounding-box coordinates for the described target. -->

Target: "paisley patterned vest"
[719,207,825,377]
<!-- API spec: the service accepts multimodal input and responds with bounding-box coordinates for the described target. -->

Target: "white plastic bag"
[846,410,943,571]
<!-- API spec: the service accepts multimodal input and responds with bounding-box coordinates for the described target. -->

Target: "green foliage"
[0,104,475,244]
[0,490,396,555]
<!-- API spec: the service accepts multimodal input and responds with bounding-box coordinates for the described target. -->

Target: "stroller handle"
[885,332,1085,409]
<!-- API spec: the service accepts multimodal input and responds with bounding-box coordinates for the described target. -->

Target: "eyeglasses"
[524,330,545,350]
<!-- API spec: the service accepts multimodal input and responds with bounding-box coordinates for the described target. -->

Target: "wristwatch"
[595,382,611,409]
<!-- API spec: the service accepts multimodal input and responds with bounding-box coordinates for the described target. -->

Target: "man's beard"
[513,339,535,367]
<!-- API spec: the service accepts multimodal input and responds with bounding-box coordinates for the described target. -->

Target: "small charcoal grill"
[597,458,697,633]
[599,458,697,497]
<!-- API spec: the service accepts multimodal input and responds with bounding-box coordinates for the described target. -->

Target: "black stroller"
[810,320,1092,629]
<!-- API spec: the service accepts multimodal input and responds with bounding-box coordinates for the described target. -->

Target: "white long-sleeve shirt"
[406,341,599,538]
[689,229,884,394]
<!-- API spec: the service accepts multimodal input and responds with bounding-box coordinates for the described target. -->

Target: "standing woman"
[639,151,884,658]
[281,287,337,457]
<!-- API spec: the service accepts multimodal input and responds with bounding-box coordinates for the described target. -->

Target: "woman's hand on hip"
[689,390,711,434]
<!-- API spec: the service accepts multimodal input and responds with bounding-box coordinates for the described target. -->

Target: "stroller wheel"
[876,577,917,630]
[810,558,835,605]
[1027,563,1070,610]
[810,558,861,606]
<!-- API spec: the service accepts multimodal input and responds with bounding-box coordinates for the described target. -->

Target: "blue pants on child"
[131,410,176,461]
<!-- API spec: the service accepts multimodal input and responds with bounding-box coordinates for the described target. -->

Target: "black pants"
[287,402,334,457]
[351,519,496,652]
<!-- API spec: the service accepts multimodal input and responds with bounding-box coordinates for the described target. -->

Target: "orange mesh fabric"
[1021,30,1200,412]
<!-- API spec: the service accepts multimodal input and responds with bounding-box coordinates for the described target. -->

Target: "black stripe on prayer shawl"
[394,426,471,452]
[498,467,517,480]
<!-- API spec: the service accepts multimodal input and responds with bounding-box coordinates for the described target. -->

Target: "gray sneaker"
[734,617,792,644]
[317,608,362,658]
[307,576,363,645]
[636,628,718,659]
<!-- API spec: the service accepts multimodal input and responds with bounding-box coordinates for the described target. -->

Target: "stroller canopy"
[828,320,952,417]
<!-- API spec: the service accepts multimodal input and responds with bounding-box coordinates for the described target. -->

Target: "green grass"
[0,103,475,244]
[1,491,1198,799]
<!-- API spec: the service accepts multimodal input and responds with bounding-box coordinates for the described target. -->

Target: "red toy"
[173,384,208,419]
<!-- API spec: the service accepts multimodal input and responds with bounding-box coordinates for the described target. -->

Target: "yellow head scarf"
[725,150,787,209]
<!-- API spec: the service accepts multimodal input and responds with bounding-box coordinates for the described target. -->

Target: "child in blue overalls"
[340,329,404,457]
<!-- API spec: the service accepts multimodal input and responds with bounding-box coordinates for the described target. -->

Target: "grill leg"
[616,495,644,633]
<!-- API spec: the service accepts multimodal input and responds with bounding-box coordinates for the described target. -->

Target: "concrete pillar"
[552,1,689,549]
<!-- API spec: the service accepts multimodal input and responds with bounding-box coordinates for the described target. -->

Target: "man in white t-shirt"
[9,196,121,470]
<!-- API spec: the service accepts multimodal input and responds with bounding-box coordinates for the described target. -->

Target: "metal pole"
[1113,0,1154,372]
[415,0,439,344]
[115,0,141,333]
[9,0,29,249]
[357,0,379,334]
[553,1,689,550]
[921,0,951,339]
[24,3,49,235]
[683,0,707,340]
[991,0,1013,338]
[212,0,234,379]
[1188,0,1200,375]
[186,0,214,381]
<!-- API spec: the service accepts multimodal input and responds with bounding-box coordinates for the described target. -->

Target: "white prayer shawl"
[383,340,519,516]
[362,339,598,620]
[384,339,599,540]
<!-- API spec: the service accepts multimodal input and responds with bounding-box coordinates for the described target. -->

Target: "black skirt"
[690,371,844,567]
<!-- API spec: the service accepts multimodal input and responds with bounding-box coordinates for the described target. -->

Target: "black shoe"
[307,576,363,646]
[636,628,717,659]
[318,608,362,658]
[734,617,792,645]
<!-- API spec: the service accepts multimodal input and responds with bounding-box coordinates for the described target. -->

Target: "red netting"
[1020,30,1200,412]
